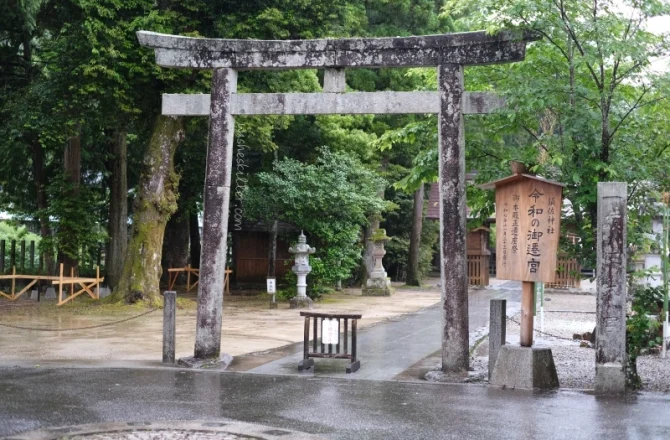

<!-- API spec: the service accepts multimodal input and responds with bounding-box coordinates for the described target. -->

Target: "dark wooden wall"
[233,231,292,283]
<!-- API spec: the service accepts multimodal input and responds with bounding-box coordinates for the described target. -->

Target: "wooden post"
[336,318,340,354]
[11,266,16,299]
[20,240,25,272]
[303,316,310,360]
[520,281,535,347]
[58,263,64,304]
[96,265,100,299]
[351,319,358,362]
[29,241,35,271]
[187,264,191,291]
[344,319,349,354]
[70,266,74,298]
[320,318,325,353]
[10,240,16,269]
[0,240,5,273]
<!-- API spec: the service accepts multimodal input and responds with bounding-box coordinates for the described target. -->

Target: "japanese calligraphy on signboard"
[480,173,564,283]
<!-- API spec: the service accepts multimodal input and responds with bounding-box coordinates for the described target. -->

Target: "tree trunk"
[406,184,425,286]
[267,219,278,277]
[107,130,128,289]
[162,212,190,277]
[31,140,54,274]
[111,115,184,305]
[61,124,81,274]
[189,209,201,269]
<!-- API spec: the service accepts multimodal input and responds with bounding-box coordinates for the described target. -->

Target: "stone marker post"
[489,299,506,379]
[163,291,176,364]
[596,182,627,393]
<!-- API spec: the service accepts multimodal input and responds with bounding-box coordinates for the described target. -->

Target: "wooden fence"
[0,263,103,306]
[0,239,105,276]
[479,254,580,288]
[168,265,232,295]
[546,258,581,289]
[467,254,490,287]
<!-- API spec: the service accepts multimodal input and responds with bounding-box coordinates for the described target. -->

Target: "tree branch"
[522,125,552,157]
[552,0,603,90]
[609,87,648,139]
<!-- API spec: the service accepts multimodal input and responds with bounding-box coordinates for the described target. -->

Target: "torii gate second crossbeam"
[137,30,537,373]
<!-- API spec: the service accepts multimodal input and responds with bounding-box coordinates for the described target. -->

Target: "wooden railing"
[167,264,232,295]
[0,263,103,306]
[467,254,490,287]
[299,312,361,374]
[547,258,581,289]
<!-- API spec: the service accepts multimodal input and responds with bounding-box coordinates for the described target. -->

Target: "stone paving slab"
[1,368,669,440]
[247,287,521,380]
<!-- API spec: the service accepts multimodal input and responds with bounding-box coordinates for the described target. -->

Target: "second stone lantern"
[362,229,393,296]
[289,231,316,309]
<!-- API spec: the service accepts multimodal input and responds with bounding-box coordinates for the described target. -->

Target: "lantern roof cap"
[478,173,565,190]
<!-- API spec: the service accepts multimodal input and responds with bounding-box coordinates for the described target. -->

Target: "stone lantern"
[289,232,316,308]
[363,229,393,296]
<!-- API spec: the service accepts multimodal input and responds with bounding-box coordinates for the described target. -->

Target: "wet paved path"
[0,368,668,440]
[248,285,521,380]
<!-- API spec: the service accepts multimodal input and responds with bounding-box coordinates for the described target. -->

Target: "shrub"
[626,284,664,389]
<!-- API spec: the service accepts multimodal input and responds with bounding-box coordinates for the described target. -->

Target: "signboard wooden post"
[480,165,565,347]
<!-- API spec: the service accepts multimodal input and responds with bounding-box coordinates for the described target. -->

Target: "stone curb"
[5,420,327,440]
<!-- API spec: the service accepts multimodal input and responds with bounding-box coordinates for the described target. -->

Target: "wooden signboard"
[482,174,564,283]
[481,170,565,347]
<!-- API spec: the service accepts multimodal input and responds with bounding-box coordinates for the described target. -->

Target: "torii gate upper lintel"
[137,30,537,371]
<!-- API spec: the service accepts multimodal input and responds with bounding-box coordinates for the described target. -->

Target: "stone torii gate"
[138,30,536,372]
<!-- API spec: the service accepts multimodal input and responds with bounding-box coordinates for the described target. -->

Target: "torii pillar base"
[490,345,559,390]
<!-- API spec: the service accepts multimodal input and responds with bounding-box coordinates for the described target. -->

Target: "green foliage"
[244,148,386,288]
[461,0,670,268]
[0,222,41,243]
[383,185,439,281]
[277,278,332,301]
[627,284,665,389]
[42,174,106,261]
[632,285,665,316]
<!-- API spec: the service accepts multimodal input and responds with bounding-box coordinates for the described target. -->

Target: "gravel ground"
[471,292,670,392]
[69,432,253,440]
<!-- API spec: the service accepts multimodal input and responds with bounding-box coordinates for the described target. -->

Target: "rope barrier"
[506,315,578,342]
[0,308,158,332]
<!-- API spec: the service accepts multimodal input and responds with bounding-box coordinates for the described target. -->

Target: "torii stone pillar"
[193,68,237,360]
[437,64,469,371]
[137,30,537,367]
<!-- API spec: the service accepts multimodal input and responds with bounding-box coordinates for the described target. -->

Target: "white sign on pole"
[266,277,276,294]
[321,318,340,345]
